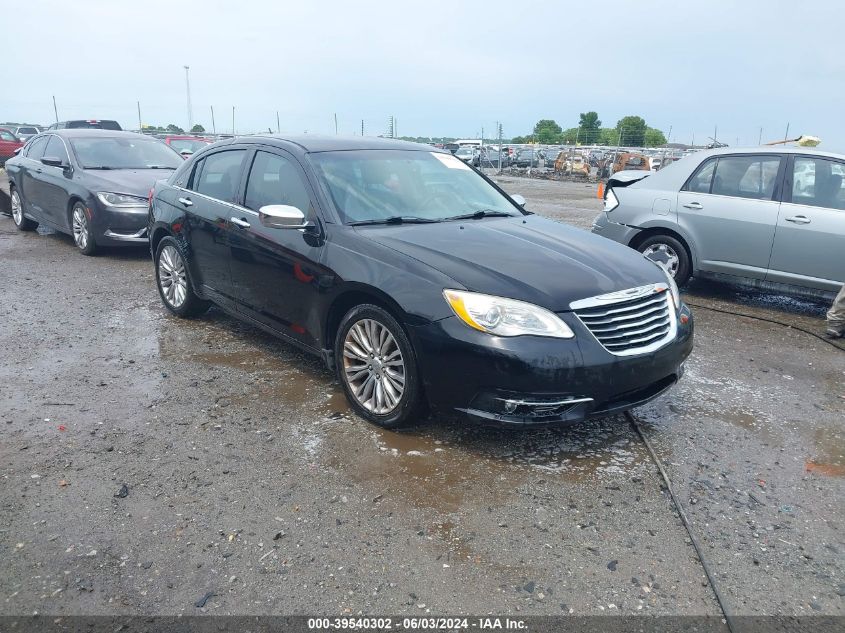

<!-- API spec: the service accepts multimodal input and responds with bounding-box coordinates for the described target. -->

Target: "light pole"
[184,65,193,132]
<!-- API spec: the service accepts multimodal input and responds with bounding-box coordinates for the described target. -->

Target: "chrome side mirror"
[259,204,309,229]
[512,194,526,207]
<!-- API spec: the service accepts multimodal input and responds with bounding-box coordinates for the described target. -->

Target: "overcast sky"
[6,0,845,150]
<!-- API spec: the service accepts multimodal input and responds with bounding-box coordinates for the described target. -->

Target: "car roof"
[231,134,442,154]
[690,145,845,161]
[46,129,152,140]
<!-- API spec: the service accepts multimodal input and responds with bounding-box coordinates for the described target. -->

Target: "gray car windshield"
[310,150,521,224]
[70,137,183,169]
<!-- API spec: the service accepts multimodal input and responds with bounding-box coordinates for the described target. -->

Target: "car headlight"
[604,188,619,212]
[657,262,681,311]
[443,289,575,339]
[96,192,148,209]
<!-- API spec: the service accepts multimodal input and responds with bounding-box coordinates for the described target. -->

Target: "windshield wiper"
[444,209,516,221]
[350,216,440,226]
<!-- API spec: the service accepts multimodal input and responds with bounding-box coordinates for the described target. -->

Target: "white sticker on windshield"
[431,152,471,170]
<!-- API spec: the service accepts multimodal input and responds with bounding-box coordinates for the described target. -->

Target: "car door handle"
[683,202,703,209]
[785,215,811,224]
[177,197,193,207]
[230,217,251,229]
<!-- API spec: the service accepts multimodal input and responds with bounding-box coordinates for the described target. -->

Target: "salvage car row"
[5,130,694,429]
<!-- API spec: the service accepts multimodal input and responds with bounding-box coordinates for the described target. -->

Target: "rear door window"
[26,136,49,160]
[0,130,16,142]
[790,157,845,210]
[191,150,246,204]
[711,155,781,200]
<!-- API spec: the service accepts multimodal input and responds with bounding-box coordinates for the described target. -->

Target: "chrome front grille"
[571,284,676,356]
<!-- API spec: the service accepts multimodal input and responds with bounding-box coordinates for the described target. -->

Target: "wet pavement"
[0,177,842,618]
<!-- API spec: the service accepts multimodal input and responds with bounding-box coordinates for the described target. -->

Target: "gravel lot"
[0,170,842,619]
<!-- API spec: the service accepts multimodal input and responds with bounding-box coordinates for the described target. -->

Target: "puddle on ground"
[153,309,653,520]
[805,426,845,477]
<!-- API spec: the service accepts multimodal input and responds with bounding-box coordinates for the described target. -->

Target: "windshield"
[17,127,38,134]
[169,138,209,153]
[70,137,183,169]
[456,148,473,156]
[310,150,523,224]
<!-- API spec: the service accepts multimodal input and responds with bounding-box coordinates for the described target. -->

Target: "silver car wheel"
[158,245,188,308]
[11,190,23,225]
[72,207,89,249]
[642,243,680,277]
[342,318,405,415]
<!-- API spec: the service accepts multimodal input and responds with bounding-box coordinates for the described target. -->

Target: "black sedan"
[148,136,693,428]
[514,148,542,168]
[5,130,182,254]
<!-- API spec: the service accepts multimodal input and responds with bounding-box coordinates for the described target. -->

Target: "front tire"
[71,202,97,255]
[335,304,423,428]
[154,236,210,318]
[636,233,691,286]
[10,189,38,231]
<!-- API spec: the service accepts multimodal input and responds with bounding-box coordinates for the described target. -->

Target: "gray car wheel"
[11,189,38,231]
[71,203,97,255]
[636,234,691,285]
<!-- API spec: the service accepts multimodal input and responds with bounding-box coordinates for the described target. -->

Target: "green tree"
[533,119,563,144]
[166,124,185,134]
[190,124,205,134]
[615,116,647,146]
[644,127,667,147]
[560,127,579,144]
[578,111,601,144]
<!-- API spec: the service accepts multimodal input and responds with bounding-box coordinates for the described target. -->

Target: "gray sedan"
[592,147,844,299]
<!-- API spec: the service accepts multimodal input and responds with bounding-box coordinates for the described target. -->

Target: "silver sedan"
[592,147,844,299]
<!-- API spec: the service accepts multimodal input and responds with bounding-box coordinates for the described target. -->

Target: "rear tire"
[71,202,97,255]
[635,233,691,286]
[154,236,210,318]
[10,188,38,231]
[335,304,423,428]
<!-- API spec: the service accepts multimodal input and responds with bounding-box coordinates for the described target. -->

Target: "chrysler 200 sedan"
[5,130,183,254]
[148,136,693,428]
[593,147,844,298]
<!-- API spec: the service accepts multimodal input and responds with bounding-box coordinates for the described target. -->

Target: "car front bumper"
[89,205,149,245]
[591,211,641,246]
[410,307,693,427]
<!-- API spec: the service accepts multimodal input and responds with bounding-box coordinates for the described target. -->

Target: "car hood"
[357,215,665,311]
[82,168,176,197]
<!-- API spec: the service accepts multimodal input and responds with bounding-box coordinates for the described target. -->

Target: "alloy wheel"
[72,207,89,250]
[342,318,405,414]
[158,244,188,308]
[11,190,22,225]
[642,243,680,277]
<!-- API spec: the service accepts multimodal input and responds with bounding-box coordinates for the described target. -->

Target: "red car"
[163,135,212,158]
[0,128,24,166]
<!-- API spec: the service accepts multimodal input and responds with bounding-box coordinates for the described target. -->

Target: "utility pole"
[783,123,790,143]
[276,111,280,134]
[137,101,142,132]
[361,119,364,136]
[52,96,59,124]
[184,66,193,132]
[497,122,503,174]
[232,106,235,135]
[758,127,763,145]
[334,113,338,135]
[210,106,216,135]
